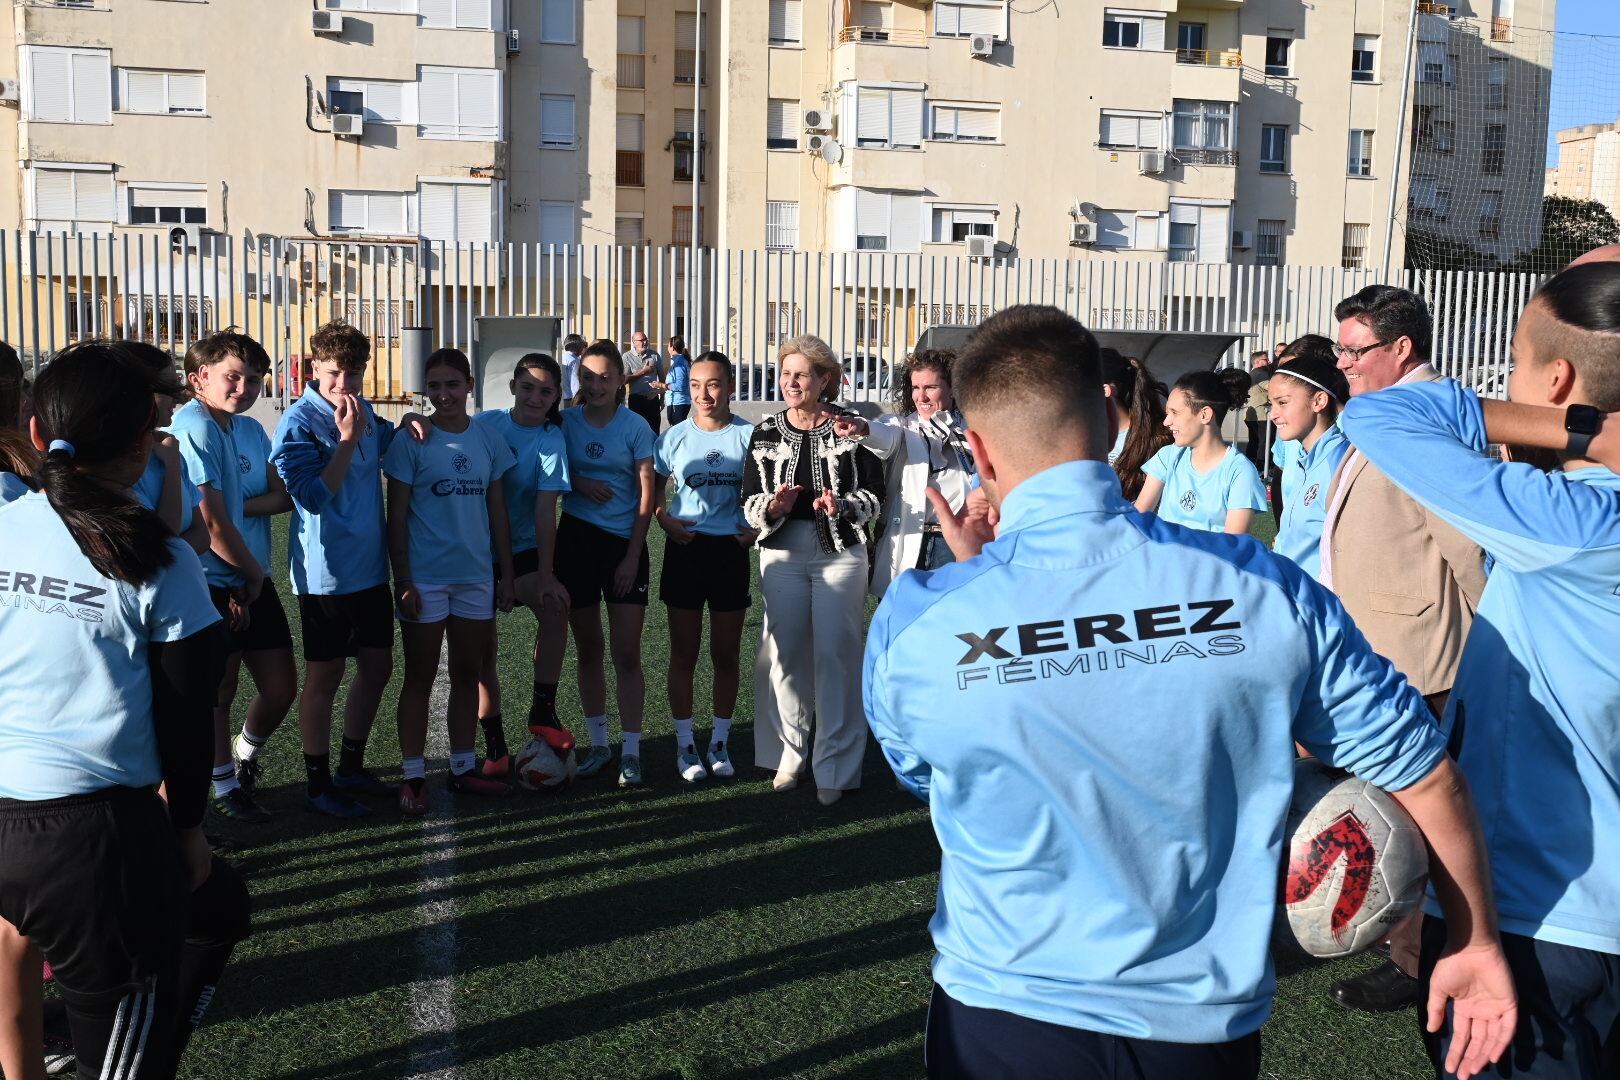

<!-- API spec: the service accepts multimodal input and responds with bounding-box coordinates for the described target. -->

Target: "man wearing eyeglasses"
[1320,285,1487,1016]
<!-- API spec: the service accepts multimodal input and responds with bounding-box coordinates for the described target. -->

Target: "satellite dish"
[1078,201,1098,219]
[819,137,843,165]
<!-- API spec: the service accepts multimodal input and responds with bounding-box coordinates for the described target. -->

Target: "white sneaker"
[706,740,735,778]
[677,744,708,783]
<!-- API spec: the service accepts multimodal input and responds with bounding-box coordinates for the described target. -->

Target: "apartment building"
[1545,119,1620,222]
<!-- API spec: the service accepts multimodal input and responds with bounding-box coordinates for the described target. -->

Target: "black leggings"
[0,788,250,1079]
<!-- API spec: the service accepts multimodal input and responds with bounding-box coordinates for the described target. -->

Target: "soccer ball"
[515,726,577,791]
[1277,759,1429,959]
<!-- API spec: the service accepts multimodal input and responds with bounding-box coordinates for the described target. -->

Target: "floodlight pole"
[691,0,703,349]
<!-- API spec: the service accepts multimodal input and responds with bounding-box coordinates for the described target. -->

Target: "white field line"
[407,641,460,1080]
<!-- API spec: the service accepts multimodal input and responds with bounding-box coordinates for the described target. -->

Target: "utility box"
[472,315,564,411]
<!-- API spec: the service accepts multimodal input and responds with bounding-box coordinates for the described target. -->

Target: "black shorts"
[660,531,752,612]
[208,580,294,654]
[504,547,542,581]
[554,513,650,608]
[297,583,395,662]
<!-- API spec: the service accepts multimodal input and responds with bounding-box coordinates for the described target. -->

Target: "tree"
[1504,196,1620,273]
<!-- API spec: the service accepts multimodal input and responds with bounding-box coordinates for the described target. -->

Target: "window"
[930,102,1000,142]
[767,99,798,149]
[539,201,573,248]
[616,113,644,186]
[1352,35,1377,81]
[770,0,803,45]
[853,189,921,252]
[1092,209,1160,250]
[676,12,707,85]
[418,0,492,30]
[117,69,204,115]
[328,190,409,236]
[417,67,500,140]
[539,94,576,149]
[540,0,574,43]
[127,183,207,227]
[329,0,411,11]
[1098,110,1162,150]
[766,201,799,249]
[1176,22,1206,63]
[1342,223,1368,269]
[852,85,924,149]
[1172,99,1234,164]
[28,164,115,234]
[672,206,702,246]
[326,78,412,123]
[417,180,496,245]
[1409,177,1451,221]
[931,205,996,243]
[615,213,644,247]
[1168,200,1229,263]
[1479,190,1503,239]
[1259,124,1288,173]
[1482,124,1506,174]
[1347,129,1373,176]
[1487,57,1507,108]
[1418,42,1449,84]
[21,46,111,124]
[856,1,893,41]
[1265,31,1293,76]
[766,301,802,347]
[674,108,708,181]
[1255,219,1286,266]
[1103,9,1164,50]
[617,16,645,87]
[935,1,1003,38]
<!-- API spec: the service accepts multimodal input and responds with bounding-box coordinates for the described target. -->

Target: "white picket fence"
[0,230,1543,405]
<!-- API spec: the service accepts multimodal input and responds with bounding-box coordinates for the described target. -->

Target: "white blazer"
[862,413,969,598]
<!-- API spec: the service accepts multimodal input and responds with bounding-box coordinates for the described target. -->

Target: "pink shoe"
[398,777,429,817]
[480,754,512,779]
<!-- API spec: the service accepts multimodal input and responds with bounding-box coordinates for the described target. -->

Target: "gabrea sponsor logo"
[432,452,485,497]
[0,569,108,623]
[953,599,1246,690]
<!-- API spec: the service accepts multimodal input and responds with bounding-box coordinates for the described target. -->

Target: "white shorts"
[402,580,495,623]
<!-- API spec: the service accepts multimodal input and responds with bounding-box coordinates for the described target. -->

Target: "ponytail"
[1174,368,1251,427]
[1110,356,1171,501]
[31,341,176,585]
[0,340,22,429]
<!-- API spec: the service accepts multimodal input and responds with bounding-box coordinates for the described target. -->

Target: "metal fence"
[0,230,1543,407]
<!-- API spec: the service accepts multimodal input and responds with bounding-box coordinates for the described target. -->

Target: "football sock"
[622,731,641,757]
[586,715,610,748]
[402,756,427,782]
[304,753,331,797]
[449,749,476,776]
[337,736,367,776]
[673,718,695,748]
[234,729,268,764]
[211,763,240,798]
[480,713,508,760]
[712,716,733,743]
[531,680,558,711]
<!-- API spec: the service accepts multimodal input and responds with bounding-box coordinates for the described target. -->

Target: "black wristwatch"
[1565,404,1602,459]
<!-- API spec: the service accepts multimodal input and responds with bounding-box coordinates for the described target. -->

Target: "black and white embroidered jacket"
[741,411,886,555]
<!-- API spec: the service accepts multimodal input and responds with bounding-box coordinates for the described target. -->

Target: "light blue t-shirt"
[864,460,1446,1043]
[1143,443,1267,532]
[1107,426,1128,465]
[473,409,571,555]
[132,452,203,535]
[234,415,275,574]
[0,472,30,504]
[665,355,692,407]
[1343,380,1620,956]
[1272,425,1349,581]
[561,405,655,538]
[168,399,251,588]
[271,384,396,596]
[653,416,754,535]
[0,491,221,801]
[382,421,516,586]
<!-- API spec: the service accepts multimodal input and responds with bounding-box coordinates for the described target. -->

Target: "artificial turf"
[177,512,1436,1079]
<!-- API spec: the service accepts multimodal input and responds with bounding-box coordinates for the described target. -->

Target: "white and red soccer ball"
[514,726,577,791]
[1278,759,1429,958]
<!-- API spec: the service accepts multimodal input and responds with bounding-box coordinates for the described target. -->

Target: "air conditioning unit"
[965,234,996,259]
[969,33,995,58]
[313,10,343,34]
[803,108,831,133]
[0,79,17,105]
[1070,221,1097,246]
[168,224,203,253]
[507,29,521,53]
[807,133,829,153]
[1138,150,1166,175]
[332,113,364,137]
[1231,229,1254,251]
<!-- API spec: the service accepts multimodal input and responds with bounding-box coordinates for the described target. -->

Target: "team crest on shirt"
[705,450,723,466]
[1179,490,1198,512]
[586,442,606,460]
[238,454,251,475]
[1302,483,1321,507]
[452,453,471,474]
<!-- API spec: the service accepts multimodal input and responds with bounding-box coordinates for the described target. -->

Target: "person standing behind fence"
[743,334,884,806]
[625,330,663,434]
[1319,284,1486,1015]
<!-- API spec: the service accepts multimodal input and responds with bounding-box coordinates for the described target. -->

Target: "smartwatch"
[1565,404,1602,459]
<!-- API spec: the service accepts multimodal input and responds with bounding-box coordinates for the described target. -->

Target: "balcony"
[837,25,926,46]
[616,150,644,187]
[617,53,645,89]
[1174,48,1242,67]
[1491,17,1512,41]
[674,49,706,85]
[1174,147,1238,167]
[1416,1,1452,14]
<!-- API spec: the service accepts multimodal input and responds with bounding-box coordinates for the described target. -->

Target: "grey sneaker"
[618,754,643,788]
[576,744,613,778]
[705,740,735,778]
[677,744,707,783]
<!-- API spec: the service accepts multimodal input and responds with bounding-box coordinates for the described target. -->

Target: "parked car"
[840,354,892,395]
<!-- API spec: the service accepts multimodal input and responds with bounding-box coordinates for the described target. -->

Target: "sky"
[1546,0,1620,164]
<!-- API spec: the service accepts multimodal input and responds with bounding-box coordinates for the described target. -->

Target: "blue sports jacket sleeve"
[863,596,933,802]
[271,425,335,515]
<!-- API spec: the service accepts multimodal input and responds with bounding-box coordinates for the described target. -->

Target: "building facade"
[1546,120,1620,221]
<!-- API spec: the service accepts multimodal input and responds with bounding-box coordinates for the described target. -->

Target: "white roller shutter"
[1094,210,1130,248]
[539,202,573,247]
[540,95,575,147]
[121,70,166,115]
[72,52,110,123]
[1198,203,1230,263]
[33,170,76,222]
[456,0,492,30]
[458,70,499,138]
[418,69,455,134]
[75,172,115,223]
[770,0,803,44]
[858,89,889,145]
[455,185,490,244]
[417,183,456,241]
[1133,212,1161,250]
[956,106,997,141]
[540,0,573,43]
[130,186,205,210]
[892,195,922,253]
[418,0,453,26]
[766,99,795,142]
[960,4,1001,35]
[617,16,644,52]
[676,12,698,49]
[616,113,643,151]
[856,189,889,246]
[363,81,405,123]
[27,48,73,122]
[891,90,923,148]
[330,190,367,231]
[167,73,205,113]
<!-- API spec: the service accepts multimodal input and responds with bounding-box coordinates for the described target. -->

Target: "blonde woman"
[741,335,884,805]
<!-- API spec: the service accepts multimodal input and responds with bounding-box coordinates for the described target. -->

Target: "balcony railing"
[617,53,645,89]
[1173,147,1239,166]
[674,49,706,84]
[1416,1,1452,14]
[1491,16,1512,40]
[1174,48,1243,66]
[616,150,644,187]
[837,25,926,46]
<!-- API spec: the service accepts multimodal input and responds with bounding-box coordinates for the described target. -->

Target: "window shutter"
[34,170,76,222]
[858,89,889,144]
[957,106,996,141]
[856,189,888,241]
[74,171,115,223]
[540,202,572,247]
[961,4,1000,35]
[675,108,694,139]
[1198,204,1229,263]
[167,73,205,113]
[891,194,922,252]
[616,215,644,246]
[456,0,492,29]
[122,70,166,114]
[70,51,111,123]
[330,190,365,230]
[28,49,73,122]
[456,185,491,244]
[375,193,408,234]
[418,0,453,27]
[892,90,923,147]
[418,69,455,136]
[457,70,499,138]
[1133,212,1160,249]
[540,0,572,42]
[541,96,574,145]
[770,0,802,43]
[1141,16,1166,51]
[860,1,892,29]
[617,113,643,150]
[364,81,404,122]
[676,12,697,50]
[418,183,456,241]
[766,99,794,140]
[617,16,644,52]
[1141,115,1163,148]
[1092,210,1128,248]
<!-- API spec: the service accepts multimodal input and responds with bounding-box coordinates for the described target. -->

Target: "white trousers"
[751,521,869,791]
